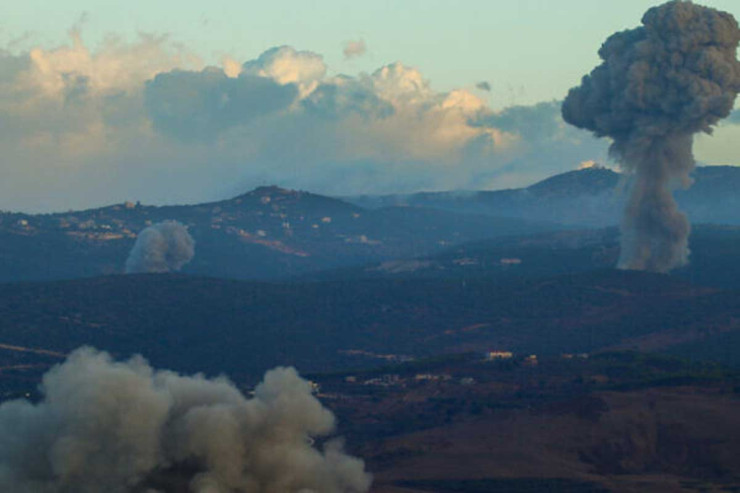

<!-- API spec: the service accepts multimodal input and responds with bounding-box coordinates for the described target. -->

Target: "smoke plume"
[125,220,195,274]
[0,347,372,493]
[562,0,740,272]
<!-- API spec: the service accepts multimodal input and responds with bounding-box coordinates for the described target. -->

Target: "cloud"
[145,69,298,141]
[21,29,197,98]
[0,33,621,212]
[0,347,372,492]
[242,45,326,97]
[343,40,367,59]
[471,101,610,184]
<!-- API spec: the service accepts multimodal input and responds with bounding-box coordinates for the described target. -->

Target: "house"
[500,258,522,265]
[485,351,513,360]
[523,355,538,366]
[307,381,321,394]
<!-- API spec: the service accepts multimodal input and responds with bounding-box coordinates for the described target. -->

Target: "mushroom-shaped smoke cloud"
[562,0,740,273]
[125,220,195,274]
[0,347,372,493]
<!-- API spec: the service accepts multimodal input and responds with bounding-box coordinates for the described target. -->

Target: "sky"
[1,0,739,212]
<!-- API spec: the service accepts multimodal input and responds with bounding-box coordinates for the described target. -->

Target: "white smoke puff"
[0,347,372,493]
[563,0,740,273]
[125,220,195,274]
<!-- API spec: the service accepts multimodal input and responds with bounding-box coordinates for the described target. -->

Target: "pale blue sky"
[5,0,739,108]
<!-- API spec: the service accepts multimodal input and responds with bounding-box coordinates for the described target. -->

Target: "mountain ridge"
[0,185,554,283]
[2,165,739,284]
[345,165,740,227]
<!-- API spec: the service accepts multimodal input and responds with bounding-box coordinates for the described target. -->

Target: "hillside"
[346,166,740,227]
[1,270,739,492]
[1,269,739,400]
[3,166,738,284]
[316,352,740,493]
[310,224,740,291]
[0,186,554,283]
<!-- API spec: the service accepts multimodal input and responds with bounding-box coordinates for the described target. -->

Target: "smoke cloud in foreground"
[126,220,195,274]
[562,0,740,272]
[0,347,372,493]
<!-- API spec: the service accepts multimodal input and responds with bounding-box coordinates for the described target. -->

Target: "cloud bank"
[0,31,643,212]
[0,347,371,493]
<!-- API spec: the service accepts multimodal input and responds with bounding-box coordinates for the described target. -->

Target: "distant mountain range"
[346,165,740,227]
[1,165,739,283]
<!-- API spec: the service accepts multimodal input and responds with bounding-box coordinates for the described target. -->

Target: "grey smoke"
[125,220,195,274]
[0,347,372,493]
[476,81,491,92]
[562,0,740,273]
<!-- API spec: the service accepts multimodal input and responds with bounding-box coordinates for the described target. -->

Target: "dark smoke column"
[562,0,740,273]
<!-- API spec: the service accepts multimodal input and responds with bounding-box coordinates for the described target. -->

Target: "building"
[485,351,514,360]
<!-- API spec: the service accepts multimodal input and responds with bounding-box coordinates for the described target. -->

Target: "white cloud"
[222,56,242,78]
[22,29,198,98]
[242,45,326,97]
[0,33,625,212]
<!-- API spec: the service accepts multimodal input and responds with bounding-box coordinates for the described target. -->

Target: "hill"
[0,186,554,283]
[346,165,740,227]
[3,166,739,284]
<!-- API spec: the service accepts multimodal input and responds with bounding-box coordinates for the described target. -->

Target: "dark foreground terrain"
[1,269,740,391]
[1,270,739,492]
[133,353,740,492]
[315,352,740,493]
